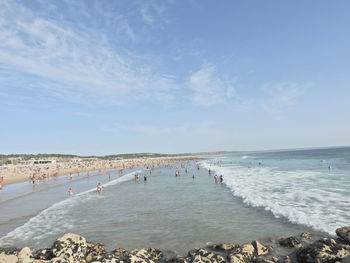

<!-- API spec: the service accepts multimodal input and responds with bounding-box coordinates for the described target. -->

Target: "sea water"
[0,148,349,254]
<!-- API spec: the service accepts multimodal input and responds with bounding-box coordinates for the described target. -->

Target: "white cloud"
[188,63,236,106]
[0,0,177,105]
[261,82,311,115]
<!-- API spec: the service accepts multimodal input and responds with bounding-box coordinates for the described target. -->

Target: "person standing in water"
[68,188,74,196]
[144,175,147,182]
[214,175,218,184]
[220,175,224,183]
[97,183,103,194]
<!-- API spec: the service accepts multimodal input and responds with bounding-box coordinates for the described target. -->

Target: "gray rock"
[278,237,302,248]
[51,233,87,263]
[336,226,350,243]
[296,238,350,263]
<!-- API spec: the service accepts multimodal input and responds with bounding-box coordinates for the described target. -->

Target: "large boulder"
[51,233,87,263]
[18,247,33,263]
[336,226,350,243]
[0,253,18,263]
[296,238,350,263]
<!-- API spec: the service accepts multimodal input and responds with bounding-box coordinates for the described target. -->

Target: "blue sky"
[1,0,349,155]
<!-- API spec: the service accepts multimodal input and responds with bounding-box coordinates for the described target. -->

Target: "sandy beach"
[0,155,201,186]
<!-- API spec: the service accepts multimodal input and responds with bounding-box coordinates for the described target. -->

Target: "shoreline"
[0,227,349,263]
[0,155,202,186]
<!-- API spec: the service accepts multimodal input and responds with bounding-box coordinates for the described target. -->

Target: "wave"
[199,161,350,234]
[241,155,254,159]
[0,170,141,247]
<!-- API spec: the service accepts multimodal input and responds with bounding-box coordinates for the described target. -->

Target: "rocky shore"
[1,227,349,263]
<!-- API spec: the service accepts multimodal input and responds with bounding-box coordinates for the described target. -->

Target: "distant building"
[28,159,57,165]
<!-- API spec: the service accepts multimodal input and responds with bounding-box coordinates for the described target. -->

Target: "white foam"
[0,170,141,247]
[199,160,350,234]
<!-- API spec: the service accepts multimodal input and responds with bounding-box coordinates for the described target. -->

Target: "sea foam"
[200,160,350,235]
[0,170,141,247]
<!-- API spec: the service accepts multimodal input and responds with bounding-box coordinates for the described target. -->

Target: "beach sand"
[0,156,201,186]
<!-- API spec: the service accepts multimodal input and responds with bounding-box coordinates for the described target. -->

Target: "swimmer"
[220,175,224,183]
[192,174,195,180]
[208,168,211,175]
[144,175,147,182]
[68,188,74,196]
[97,183,103,194]
[214,175,218,184]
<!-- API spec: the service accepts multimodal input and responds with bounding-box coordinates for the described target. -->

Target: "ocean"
[0,147,349,254]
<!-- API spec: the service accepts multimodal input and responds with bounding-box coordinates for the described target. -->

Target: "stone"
[300,232,311,240]
[0,253,18,263]
[211,244,238,251]
[85,243,107,262]
[228,244,255,263]
[187,248,225,263]
[33,260,50,263]
[18,247,33,263]
[336,226,350,243]
[131,248,163,261]
[165,256,188,263]
[0,247,20,256]
[33,249,54,260]
[51,233,87,263]
[278,237,302,248]
[251,241,269,256]
[50,257,70,263]
[296,238,350,263]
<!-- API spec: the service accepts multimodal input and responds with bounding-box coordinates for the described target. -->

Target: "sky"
[0,0,350,155]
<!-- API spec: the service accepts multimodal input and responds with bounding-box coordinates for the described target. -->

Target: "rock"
[278,237,302,248]
[51,233,87,263]
[211,244,238,251]
[33,260,50,263]
[0,247,20,256]
[251,241,269,256]
[50,257,70,263]
[131,248,163,261]
[166,256,188,263]
[296,238,350,263]
[18,247,33,263]
[187,248,225,263]
[85,243,107,262]
[0,253,18,263]
[228,244,255,263]
[336,226,350,243]
[300,232,311,240]
[33,248,54,260]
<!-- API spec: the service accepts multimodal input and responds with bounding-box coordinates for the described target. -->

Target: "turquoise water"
[1,148,348,254]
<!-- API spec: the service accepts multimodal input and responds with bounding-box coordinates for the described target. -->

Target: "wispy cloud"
[261,82,311,115]
[188,63,236,106]
[0,0,176,106]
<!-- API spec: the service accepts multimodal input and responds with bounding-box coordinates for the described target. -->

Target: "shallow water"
[0,158,329,255]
